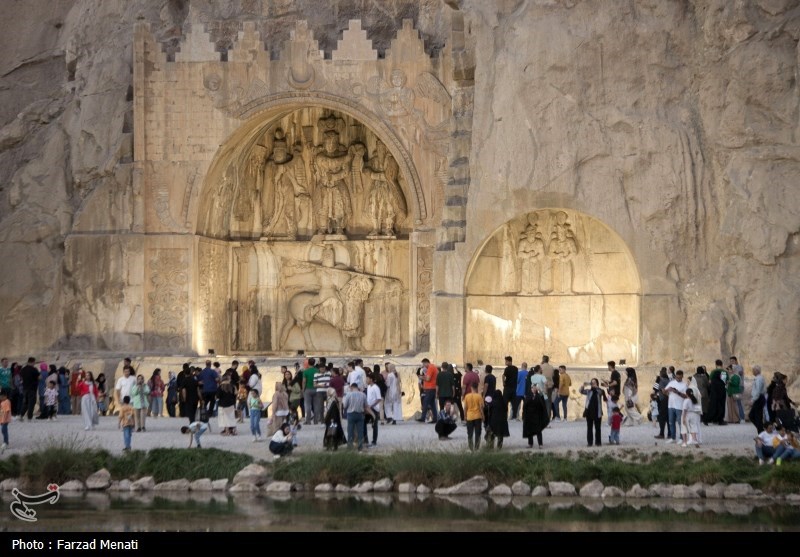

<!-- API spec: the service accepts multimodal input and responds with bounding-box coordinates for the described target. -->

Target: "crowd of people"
[0,354,796,463]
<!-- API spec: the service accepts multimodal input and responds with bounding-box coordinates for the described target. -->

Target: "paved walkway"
[1,414,756,461]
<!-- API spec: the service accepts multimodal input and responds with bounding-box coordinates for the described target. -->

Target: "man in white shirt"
[347,361,366,392]
[664,369,688,444]
[114,366,136,415]
[755,422,779,465]
[364,373,383,447]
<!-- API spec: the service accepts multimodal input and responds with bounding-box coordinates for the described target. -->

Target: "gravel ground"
[1,413,757,461]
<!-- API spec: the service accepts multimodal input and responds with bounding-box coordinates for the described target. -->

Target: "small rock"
[109,479,132,492]
[579,479,604,498]
[85,469,111,490]
[233,464,268,486]
[672,484,699,499]
[229,482,260,493]
[315,483,334,493]
[130,477,155,491]
[0,478,21,491]
[190,479,213,492]
[351,481,374,493]
[397,482,416,493]
[154,479,191,492]
[335,484,351,493]
[211,479,229,492]
[705,483,726,499]
[548,481,576,497]
[724,483,754,499]
[625,484,652,498]
[264,481,293,493]
[689,482,707,498]
[433,476,488,496]
[373,478,393,492]
[416,484,431,494]
[532,486,550,497]
[511,481,531,496]
[59,480,86,492]
[489,484,512,496]
[785,493,800,504]
[601,486,625,499]
[648,483,673,498]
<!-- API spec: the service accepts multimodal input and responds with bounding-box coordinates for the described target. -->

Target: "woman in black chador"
[323,388,345,450]
[522,383,549,448]
[486,389,510,449]
[580,378,606,447]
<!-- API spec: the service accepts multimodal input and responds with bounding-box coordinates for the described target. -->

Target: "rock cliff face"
[0,1,797,389]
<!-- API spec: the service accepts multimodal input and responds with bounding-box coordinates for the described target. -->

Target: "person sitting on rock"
[435,400,459,440]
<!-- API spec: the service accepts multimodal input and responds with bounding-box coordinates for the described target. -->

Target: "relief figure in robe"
[312,130,355,235]
[261,128,311,239]
[363,140,407,236]
[517,216,546,295]
[548,211,578,294]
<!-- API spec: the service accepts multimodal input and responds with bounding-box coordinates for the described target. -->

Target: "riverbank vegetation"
[1,437,797,492]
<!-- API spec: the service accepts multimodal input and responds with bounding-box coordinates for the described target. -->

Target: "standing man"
[604,361,621,421]
[343,382,369,451]
[556,365,572,421]
[748,365,766,434]
[347,360,366,392]
[313,361,331,425]
[365,373,383,447]
[418,358,438,423]
[198,360,220,417]
[302,358,318,424]
[502,356,519,420]
[114,365,136,418]
[664,370,688,444]
[540,356,555,419]
[462,363,479,403]
[21,357,40,421]
[436,362,454,411]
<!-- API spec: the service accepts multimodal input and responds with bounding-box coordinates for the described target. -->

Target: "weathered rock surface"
[373,478,393,492]
[130,477,155,491]
[211,479,229,492]
[229,482,260,493]
[233,464,268,486]
[724,483,755,499]
[705,483,727,499]
[335,484,351,493]
[601,486,626,499]
[511,481,531,496]
[531,486,550,497]
[579,480,604,498]
[264,481,293,493]
[85,469,111,490]
[109,479,131,492]
[488,484,512,497]
[548,482,577,497]
[314,483,334,493]
[626,484,653,498]
[154,479,191,492]
[0,478,21,491]
[397,482,416,493]
[416,484,431,494]
[351,481,374,493]
[59,480,85,492]
[190,479,213,492]
[433,476,489,496]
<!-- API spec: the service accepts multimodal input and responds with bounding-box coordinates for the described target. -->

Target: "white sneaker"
[665,439,675,444]
[273,455,280,460]
[680,443,688,448]
[253,436,258,443]
[759,458,765,465]
[1,443,7,452]
[768,458,774,465]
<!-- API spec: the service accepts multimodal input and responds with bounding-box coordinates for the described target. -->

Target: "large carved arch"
[196,92,426,238]
[465,208,642,365]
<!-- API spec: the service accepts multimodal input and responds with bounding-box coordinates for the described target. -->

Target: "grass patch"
[21,434,110,487]
[135,448,253,483]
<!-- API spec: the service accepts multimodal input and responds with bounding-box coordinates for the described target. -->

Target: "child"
[0,391,11,451]
[118,395,135,452]
[607,395,620,426]
[649,392,659,426]
[43,380,58,421]
[248,388,263,442]
[609,406,622,445]
[181,421,209,449]
[236,383,248,424]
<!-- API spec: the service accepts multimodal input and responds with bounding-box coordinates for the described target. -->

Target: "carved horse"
[279,275,373,351]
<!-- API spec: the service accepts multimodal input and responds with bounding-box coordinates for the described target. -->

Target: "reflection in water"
[1,492,798,532]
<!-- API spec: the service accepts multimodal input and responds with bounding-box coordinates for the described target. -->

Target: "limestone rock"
[579,480,604,498]
[416,484,431,494]
[601,486,625,499]
[59,480,86,492]
[229,482,260,493]
[626,484,652,498]
[547,482,577,497]
[373,478,393,492]
[649,483,674,498]
[705,483,727,499]
[689,482,707,498]
[154,479,191,492]
[433,476,489,496]
[488,484,512,497]
[264,481,293,493]
[724,484,754,499]
[211,479,229,492]
[672,484,700,499]
[531,486,550,497]
[351,481,374,493]
[785,494,800,504]
[335,484,351,493]
[85,469,111,490]
[130,477,155,491]
[397,482,416,493]
[0,478,21,491]
[108,479,131,492]
[233,464,268,486]
[315,483,334,493]
[511,481,531,496]
[190,479,213,492]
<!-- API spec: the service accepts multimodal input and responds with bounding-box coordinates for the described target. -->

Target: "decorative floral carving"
[147,249,189,350]
[416,246,433,350]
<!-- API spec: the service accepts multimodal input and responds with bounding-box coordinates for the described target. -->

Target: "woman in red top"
[69,369,83,415]
[77,371,100,431]
[148,369,165,418]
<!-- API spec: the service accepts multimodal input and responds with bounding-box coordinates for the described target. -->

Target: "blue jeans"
[555,395,569,420]
[194,422,208,447]
[250,412,261,437]
[755,444,776,460]
[774,444,797,461]
[736,398,745,421]
[421,389,438,422]
[304,389,317,423]
[1,423,8,444]
[122,426,133,450]
[667,408,682,440]
[347,412,365,450]
[609,429,620,444]
[466,419,482,450]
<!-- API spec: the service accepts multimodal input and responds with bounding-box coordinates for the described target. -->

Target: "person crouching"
[269,422,294,459]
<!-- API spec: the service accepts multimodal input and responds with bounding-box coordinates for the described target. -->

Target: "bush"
[21,433,110,488]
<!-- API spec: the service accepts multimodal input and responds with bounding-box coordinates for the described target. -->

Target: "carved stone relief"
[466,210,640,364]
[197,241,228,353]
[146,249,189,351]
[415,246,433,351]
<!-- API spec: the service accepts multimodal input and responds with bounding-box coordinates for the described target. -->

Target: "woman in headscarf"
[622,367,643,426]
[269,382,290,435]
[95,373,108,416]
[487,388,510,449]
[323,387,346,450]
[580,378,606,447]
[692,366,710,424]
[57,367,71,416]
[77,371,100,430]
[216,376,238,436]
[523,383,549,449]
[708,365,727,425]
[130,374,151,432]
[384,363,403,424]
[166,371,178,417]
